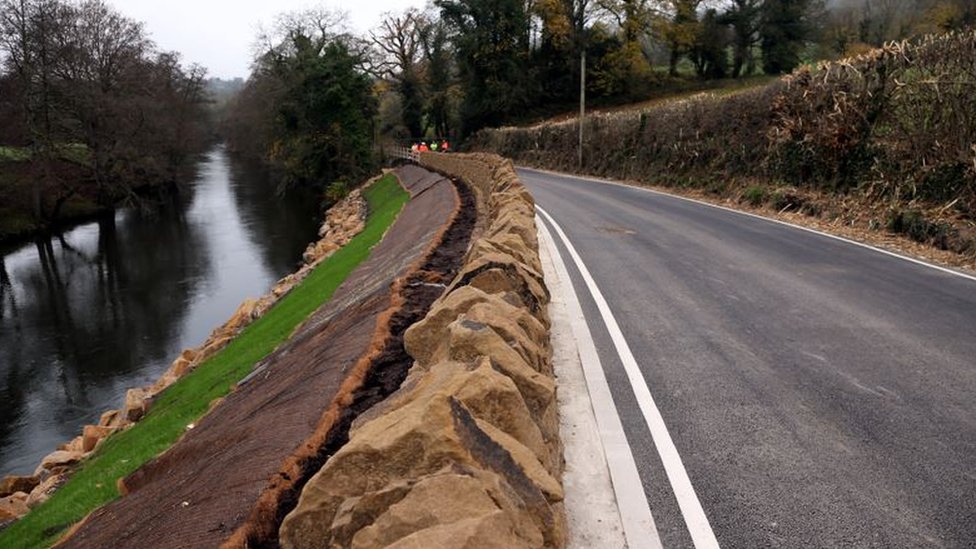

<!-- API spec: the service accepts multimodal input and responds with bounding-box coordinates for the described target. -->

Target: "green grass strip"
[0,174,409,548]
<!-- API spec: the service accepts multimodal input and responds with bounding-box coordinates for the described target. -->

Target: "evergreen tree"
[722,0,761,77]
[760,0,814,74]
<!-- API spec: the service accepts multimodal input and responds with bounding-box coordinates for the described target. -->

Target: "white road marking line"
[522,167,976,284]
[537,205,722,549]
[537,217,662,549]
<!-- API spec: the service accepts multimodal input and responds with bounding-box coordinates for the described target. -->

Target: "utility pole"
[578,49,585,171]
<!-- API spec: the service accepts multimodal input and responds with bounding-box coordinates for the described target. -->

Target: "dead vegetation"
[471,29,976,263]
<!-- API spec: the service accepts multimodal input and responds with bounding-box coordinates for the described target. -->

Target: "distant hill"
[207,77,245,105]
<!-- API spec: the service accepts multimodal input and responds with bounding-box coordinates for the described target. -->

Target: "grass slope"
[0,174,409,548]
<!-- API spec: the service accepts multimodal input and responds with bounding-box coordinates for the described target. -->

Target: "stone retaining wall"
[280,154,565,548]
[0,186,369,526]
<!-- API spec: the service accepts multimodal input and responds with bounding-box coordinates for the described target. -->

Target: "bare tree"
[0,0,66,219]
[370,9,428,137]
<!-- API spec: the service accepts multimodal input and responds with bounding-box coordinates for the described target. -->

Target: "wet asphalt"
[522,168,976,548]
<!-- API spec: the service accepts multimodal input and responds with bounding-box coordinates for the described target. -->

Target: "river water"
[0,146,320,477]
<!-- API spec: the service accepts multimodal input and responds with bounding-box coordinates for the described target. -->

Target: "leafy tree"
[593,0,656,97]
[271,38,375,189]
[660,0,702,76]
[228,9,376,193]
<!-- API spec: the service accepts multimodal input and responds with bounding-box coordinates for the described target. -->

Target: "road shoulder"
[537,216,630,549]
[520,166,976,279]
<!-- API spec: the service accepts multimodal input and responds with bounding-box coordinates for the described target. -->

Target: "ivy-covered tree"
[420,18,456,139]
[227,9,376,193]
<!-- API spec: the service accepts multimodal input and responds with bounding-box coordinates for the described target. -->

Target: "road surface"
[522,168,976,548]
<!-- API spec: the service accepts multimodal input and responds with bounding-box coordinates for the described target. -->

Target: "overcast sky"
[116,0,425,79]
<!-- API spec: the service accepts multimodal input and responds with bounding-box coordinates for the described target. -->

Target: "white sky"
[115,0,425,79]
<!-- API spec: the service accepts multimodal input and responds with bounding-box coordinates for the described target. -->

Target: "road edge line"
[537,215,662,549]
[521,167,976,284]
[537,205,721,549]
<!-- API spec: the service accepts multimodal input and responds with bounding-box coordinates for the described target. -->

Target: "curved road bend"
[521,168,976,548]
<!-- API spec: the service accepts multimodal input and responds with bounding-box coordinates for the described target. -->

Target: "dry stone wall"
[280,154,565,548]
[0,185,369,526]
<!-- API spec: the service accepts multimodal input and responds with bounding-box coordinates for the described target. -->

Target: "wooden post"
[578,50,586,171]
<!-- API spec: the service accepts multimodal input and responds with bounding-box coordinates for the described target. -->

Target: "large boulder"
[98,409,121,428]
[349,468,542,549]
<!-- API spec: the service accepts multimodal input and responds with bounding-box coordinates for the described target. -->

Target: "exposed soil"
[55,167,475,549]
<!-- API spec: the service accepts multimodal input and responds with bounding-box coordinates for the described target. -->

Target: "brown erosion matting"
[57,167,475,549]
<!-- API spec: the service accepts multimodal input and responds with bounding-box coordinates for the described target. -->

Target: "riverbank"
[56,167,469,548]
[0,156,99,244]
[0,174,407,546]
[0,147,321,480]
[0,146,209,247]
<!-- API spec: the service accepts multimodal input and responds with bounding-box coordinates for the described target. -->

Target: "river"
[0,145,321,477]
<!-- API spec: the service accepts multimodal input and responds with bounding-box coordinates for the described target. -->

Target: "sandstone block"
[443,316,557,439]
[40,450,82,472]
[82,424,114,453]
[0,492,29,522]
[450,252,549,318]
[350,470,539,549]
[404,286,496,366]
[462,301,548,371]
[0,475,38,498]
[197,335,234,363]
[223,298,258,333]
[124,387,150,422]
[26,473,66,508]
[453,359,553,471]
[98,409,120,428]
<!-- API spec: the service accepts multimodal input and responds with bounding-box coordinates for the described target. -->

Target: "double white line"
[537,205,720,549]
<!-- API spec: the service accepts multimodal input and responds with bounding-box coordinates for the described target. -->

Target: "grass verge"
[0,174,409,548]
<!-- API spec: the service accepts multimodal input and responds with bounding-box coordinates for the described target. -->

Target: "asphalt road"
[521,168,976,548]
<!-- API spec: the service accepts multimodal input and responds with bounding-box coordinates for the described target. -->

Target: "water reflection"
[228,157,320,277]
[0,146,319,477]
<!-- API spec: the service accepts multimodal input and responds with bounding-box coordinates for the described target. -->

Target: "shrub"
[886,209,955,249]
[743,186,767,206]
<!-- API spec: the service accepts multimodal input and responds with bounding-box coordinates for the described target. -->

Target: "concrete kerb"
[536,216,629,549]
